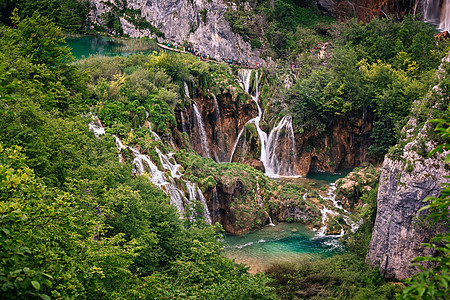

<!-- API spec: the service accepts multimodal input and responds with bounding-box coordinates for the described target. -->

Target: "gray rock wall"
[88,0,263,62]
[366,118,449,279]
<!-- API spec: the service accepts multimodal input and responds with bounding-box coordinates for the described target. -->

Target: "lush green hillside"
[0,14,276,299]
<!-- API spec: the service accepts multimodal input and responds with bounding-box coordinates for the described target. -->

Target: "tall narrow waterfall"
[230,69,298,178]
[184,81,190,99]
[209,90,227,162]
[265,115,297,177]
[192,103,211,158]
[441,1,450,31]
[422,0,450,31]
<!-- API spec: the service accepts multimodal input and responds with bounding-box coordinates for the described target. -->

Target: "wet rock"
[244,159,265,172]
[435,30,450,41]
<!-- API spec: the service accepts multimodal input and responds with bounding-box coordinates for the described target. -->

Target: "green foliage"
[224,0,332,59]
[200,8,207,24]
[0,14,277,299]
[1,0,90,32]
[367,121,397,157]
[267,253,399,299]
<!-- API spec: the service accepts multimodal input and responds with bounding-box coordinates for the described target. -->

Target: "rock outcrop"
[366,120,449,279]
[88,0,263,62]
[335,166,380,209]
[294,112,374,176]
[366,50,450,279]
[319,0,418,21]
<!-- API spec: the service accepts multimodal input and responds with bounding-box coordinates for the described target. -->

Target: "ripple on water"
[224,223,345,274]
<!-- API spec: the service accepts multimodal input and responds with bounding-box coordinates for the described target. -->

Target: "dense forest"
[1,1,450,299]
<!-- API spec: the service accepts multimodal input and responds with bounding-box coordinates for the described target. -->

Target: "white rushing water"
[113,129,211,222]
[317,181,362,236]
[265,115,297,177]
[88,115,106,137]
[192,103,211,158]
[184,81,190,99]
[208,90,227,163]
[230,69,298,178]
[422,0,450,31]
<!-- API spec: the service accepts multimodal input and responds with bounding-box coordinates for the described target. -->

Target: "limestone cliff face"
[294,112,373,176]
[366,120,449,279]
[88,0,263,62]
[174,86,257,161]
[318,0,418,21]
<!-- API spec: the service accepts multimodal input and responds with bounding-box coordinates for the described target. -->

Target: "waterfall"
[231,69,267,165]
[197,187,212,225]
[317,207,339,237]
[209,90,227,163]
[313,181,362,237]
[440,1,450,31]
[113,135,188,215]
[180,110,188,133]
[185,181,212,224]
[422,0,450,31]
[89,117,105,137]
[155,148,183,179]
[231,69,298,178]
[184,81,190,99]
[180,107,190,134]
[192,103,211,158]
[265,115,297,177]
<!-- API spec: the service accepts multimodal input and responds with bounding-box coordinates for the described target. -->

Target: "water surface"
[224,223,345,274]
[65,36,158,59]
[306,169,352,183]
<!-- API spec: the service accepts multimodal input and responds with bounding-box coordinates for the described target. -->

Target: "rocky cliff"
[318,0,419,21]
[88,0,263,62]
[366,56,450,279]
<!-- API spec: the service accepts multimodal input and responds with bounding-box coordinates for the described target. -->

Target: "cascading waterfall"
[440,0,450,31]
[113,130,212,222]
[184,80,211,158]
[89,116,105,137]
[422,0,450,31]
[184,81,190,99]
[316,182,362,236]
[196,187,212,225]
[192,103,211,158]
[230,69,298,178]
[230,69,267,163]
[317,207,340,237]
[265,115,297,177]
[180,109,188,133]
[209,90,227,163]
[185,181,212,225]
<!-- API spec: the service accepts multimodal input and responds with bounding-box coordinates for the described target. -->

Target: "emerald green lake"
[306,169,352,183]
[224,223,345,273]
[65,36,158,59]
